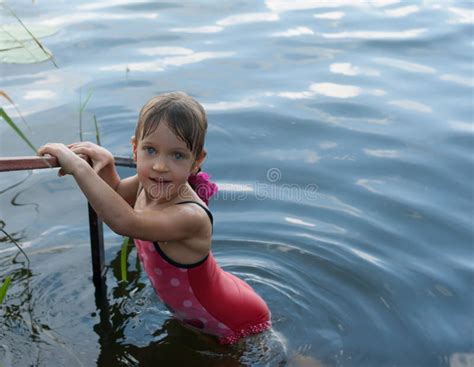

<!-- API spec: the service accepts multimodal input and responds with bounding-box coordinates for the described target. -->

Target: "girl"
[38,91,271,345]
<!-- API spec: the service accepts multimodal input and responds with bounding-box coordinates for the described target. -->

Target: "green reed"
[0,107,37,154]
[120,237,130,282]
[0,227,31,306]
[0,90,37,153]
[0,91,31,131]
[0,276,12,305]
[78,89,94,142]
[93,114,101,146]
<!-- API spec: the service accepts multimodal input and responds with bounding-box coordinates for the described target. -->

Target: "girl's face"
[132,121,204,203]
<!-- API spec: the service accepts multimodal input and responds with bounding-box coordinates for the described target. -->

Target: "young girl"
[38,91,271,345]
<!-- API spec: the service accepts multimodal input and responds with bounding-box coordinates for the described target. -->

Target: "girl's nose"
[152,158,169,172]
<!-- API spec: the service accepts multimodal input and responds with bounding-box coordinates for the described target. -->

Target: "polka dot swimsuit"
[134,201,271,344]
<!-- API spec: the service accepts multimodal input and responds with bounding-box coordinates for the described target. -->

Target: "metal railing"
[0,155,136,288]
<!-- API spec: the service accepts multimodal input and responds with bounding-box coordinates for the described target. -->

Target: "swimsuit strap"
[176,201,214,227]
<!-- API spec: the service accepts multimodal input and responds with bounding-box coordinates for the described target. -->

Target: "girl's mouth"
[151,178,172,184]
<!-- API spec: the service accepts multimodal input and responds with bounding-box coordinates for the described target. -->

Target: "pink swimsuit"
[134,201,271,344]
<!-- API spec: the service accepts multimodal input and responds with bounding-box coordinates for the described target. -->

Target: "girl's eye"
[145,147,156,155]
[174,152,183,160]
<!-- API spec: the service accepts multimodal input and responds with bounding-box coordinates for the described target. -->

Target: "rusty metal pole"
[0,156,59,171]
[0,155,135,286]
[88,203,106,286]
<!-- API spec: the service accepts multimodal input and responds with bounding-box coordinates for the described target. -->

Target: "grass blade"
[0,91,15,105]
[0,228,30,266]
[0,276,12,304]
[120,237,129,282]
[93,114,101,146]
[1,90,31,132]
[0,107,37,154]
[79,89,93,142]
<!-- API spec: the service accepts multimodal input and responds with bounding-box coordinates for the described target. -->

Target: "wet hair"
[135,92,207,158]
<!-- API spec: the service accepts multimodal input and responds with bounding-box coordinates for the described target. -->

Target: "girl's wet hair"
[135,92,207,158]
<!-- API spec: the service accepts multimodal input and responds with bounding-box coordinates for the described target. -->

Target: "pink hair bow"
[188,171,218,205]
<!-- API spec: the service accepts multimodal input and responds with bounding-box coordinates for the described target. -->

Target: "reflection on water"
[321,28,427,40]
[387,99,432,113]
[1,0,473,366]
[38,11,159,27]
[373,57,436,74]
[216,12,280,27]
[272,27,314,38]
[101,50,234,72]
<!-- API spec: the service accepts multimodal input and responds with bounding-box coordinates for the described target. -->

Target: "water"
[1,1,473,366]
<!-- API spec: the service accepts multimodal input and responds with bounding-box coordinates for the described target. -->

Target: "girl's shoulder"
[117,174,140,206]
[174,200,213,226]
[155,200,213,264]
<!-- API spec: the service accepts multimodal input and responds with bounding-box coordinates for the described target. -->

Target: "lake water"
[0,1,473,366]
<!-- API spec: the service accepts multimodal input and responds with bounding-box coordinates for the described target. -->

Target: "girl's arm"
[38,143,204,242]
[74,163,203,241]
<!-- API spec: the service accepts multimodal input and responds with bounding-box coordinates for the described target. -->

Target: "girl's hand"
[67,142,114,174]
[67,141,121,190]
[38,143,86,176]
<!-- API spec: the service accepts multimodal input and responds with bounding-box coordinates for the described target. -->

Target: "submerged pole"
[89,203,106,287]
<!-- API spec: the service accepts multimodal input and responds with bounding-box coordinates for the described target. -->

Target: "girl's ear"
[193,149,207,174]
[131,136,138,161]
